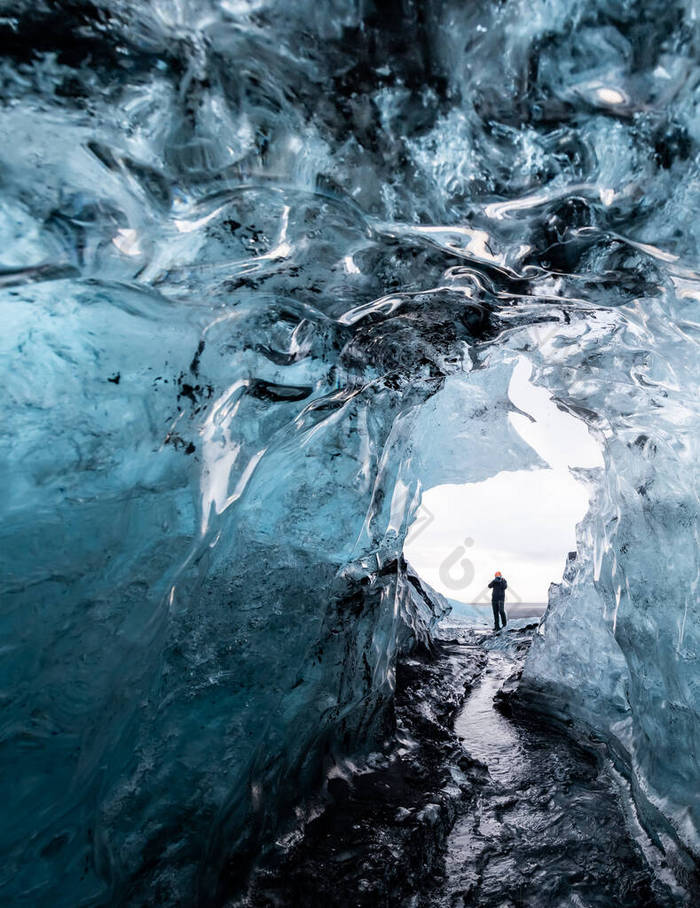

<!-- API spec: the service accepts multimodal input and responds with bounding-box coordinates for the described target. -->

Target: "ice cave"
[0,0,698,905]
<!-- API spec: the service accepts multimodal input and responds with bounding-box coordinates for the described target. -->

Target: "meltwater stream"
[435,625,683,908]
[454,650,522,780]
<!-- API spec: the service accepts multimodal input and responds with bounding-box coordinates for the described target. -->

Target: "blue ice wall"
[1,0,699,902]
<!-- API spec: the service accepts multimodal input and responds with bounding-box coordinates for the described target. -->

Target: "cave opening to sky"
[404,356,604,620]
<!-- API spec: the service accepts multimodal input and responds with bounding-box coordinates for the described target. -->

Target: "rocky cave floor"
[233,625,691,908]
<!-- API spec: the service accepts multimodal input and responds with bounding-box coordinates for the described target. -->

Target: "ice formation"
[0,0,698,903]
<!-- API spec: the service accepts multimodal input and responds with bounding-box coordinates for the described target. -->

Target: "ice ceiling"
[0,0,698,903]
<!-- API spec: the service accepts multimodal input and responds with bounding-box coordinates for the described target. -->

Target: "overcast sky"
[404,357,604,603]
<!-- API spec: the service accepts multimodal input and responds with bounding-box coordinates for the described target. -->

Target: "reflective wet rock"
[437,627,685,907]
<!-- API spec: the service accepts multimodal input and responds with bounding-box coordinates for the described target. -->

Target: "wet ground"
[434,623,684,907]
[236,623,689,907]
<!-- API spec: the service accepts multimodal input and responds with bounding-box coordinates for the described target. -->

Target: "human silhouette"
[488,571,507,631]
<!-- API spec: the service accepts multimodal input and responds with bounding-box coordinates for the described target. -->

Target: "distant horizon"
[449,600,548,607]
[445,599,548,621]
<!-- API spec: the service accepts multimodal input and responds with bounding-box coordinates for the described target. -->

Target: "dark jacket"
[488,577,507,602]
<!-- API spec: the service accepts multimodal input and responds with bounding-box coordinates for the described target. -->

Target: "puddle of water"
[454,650,526,781]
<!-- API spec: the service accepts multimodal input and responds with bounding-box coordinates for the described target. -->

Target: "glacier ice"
[0,0,698,903]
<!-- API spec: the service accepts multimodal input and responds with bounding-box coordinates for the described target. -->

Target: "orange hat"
[495,571,501,577]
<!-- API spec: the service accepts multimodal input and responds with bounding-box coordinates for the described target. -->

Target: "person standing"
[488,571,507,631]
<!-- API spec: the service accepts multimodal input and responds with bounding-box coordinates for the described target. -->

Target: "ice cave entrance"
[404,356,604,626]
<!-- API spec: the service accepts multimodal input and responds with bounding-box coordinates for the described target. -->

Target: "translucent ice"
[0,0,698,902]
